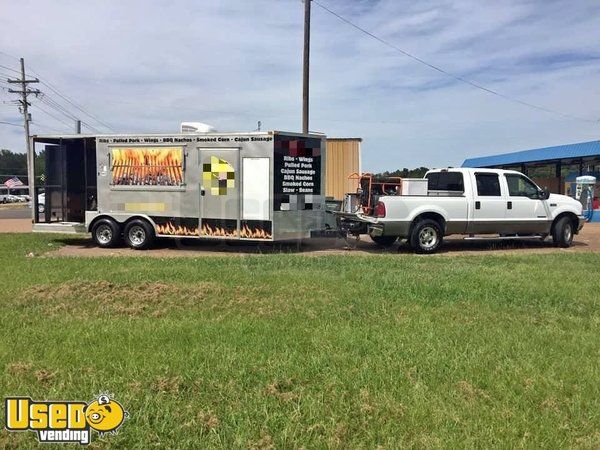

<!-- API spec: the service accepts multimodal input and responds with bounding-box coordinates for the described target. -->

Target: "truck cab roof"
[427,167,524,176]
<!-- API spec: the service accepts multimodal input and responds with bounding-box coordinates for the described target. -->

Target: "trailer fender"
[88,214,157,233]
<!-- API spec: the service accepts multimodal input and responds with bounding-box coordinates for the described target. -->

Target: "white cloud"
[1,0,599,171]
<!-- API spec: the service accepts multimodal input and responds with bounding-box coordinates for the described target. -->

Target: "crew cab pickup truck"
[353,168,585,253]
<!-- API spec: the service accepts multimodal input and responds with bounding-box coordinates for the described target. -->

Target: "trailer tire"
[124,219,155,250]
[552,216,573,248]
[409,219,443,254]
[92,218,121,248]
[369,234,398,247]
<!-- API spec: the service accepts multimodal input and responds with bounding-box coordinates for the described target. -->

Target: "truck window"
[426,172,464,192]
[475,173,501,196]
[505,174,539,199]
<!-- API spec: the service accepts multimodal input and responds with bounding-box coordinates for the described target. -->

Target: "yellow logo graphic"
[4,394,128,445]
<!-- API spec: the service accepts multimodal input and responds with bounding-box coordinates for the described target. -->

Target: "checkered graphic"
[202,156,235,196]
[278,194,320,211]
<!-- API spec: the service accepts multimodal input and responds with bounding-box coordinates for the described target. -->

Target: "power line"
[0,50,19,61]
[35,78,115,132]
[0,71,18,79]
[37,94,99,132]
[29,121,64,133]
[31,103,76,130]
[39,96,80,123]
[0,121,21,127]
[0,64,20,74]
[313,0,599,124]
[1,50,114,132]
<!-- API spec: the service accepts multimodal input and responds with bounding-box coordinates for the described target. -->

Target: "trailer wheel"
[92,218,121,248]
[124,219,155,250]
[409,219,443,254]
[369,234,398,247]
[552,216,573,248]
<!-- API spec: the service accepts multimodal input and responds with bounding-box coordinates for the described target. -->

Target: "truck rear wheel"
[410,219,443,254]
[369,234,398,247]
[552,216,573,248]
[124,219,155,250]
[92,218,121,248]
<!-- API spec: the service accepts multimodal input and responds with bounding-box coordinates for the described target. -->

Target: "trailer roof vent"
[180,122,217,133]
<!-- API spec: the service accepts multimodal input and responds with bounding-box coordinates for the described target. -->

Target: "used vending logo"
[4,394,128,445]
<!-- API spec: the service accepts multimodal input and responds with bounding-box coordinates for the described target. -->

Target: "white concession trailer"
[32,131,326,249]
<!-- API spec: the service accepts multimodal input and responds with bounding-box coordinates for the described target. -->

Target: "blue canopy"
[463,140,600,167]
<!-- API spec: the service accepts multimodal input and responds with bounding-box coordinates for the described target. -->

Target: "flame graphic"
[240,224,272,239]
[155,221,199,236]
[155,220,272,239]
[199,222,238,238]
[111,147,183,186]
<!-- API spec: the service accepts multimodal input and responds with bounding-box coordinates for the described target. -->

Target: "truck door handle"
[475,201,481,210]
[507,201,512,209]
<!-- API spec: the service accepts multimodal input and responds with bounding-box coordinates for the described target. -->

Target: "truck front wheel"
[552,217,574,248]
[410,219,443,254]
[369,234,398,247]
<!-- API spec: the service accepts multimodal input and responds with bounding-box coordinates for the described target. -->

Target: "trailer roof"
[32,130,325,139]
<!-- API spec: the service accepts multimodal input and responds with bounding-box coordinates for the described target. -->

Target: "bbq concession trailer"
[32,131,326,248]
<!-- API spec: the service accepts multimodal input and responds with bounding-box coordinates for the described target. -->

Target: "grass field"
[1,233,600,448]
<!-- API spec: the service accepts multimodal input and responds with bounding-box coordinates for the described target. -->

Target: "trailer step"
[33,222,87,234]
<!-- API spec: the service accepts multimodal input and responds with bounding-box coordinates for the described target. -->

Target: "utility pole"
[302,0,311,134]
[76,119,82,134]
[8,58,39,221]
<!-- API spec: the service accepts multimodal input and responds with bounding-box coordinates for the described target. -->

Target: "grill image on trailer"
[32,131,326,248]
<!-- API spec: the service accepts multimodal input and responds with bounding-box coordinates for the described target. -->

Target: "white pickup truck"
[354,168,585,253]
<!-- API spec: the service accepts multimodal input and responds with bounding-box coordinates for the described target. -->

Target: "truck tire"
[410,219,443,254]
[92,218,121,248]
[124,219,155,250]
[552,216,573,248]
[369,234,398,247]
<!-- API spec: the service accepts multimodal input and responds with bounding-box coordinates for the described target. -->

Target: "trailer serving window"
[110,146,185,187]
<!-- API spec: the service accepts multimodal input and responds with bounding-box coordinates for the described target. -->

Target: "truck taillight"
[375,201,386,218]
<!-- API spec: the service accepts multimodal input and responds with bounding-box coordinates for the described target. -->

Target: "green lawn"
[1,233,600,448]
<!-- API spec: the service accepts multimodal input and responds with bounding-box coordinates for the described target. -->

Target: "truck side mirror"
[539,187,550,200]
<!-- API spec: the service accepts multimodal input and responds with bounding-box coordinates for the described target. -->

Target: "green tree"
[0,148,45,184]
[375,167,430,178]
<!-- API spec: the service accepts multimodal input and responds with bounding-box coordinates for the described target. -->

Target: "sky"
[1,0,600,172]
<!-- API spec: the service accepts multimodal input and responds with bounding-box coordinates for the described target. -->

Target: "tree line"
[0,149,45,184]
[375,167,430,178]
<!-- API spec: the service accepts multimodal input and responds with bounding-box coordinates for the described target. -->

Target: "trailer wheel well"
[551,212,578,235]
[410,212,446,235]
[88,215,120,233]
[123,216,155,231]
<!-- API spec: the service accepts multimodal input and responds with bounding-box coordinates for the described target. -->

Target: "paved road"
[0,206,31,219]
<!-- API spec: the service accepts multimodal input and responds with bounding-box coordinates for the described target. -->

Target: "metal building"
[463,140,600,196]
[463,140,600,222]
[325,138,361,200]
